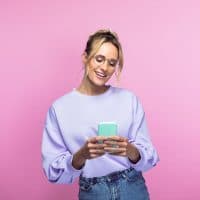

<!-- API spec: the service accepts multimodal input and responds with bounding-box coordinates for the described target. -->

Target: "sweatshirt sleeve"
[41,105,82,184]
[128,95,159,172]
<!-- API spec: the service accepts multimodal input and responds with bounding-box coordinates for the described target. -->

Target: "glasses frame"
[93,54,119,68]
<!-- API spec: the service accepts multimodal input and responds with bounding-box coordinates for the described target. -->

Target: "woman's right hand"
[72,136,106,170]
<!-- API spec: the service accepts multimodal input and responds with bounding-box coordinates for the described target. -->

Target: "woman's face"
[84,42,119,87]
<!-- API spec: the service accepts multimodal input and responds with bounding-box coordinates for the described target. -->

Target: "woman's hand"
[104,136,141,164]
[72,136,107,170]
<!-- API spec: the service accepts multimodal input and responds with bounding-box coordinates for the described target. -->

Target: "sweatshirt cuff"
[129,144,146,171]
[67,155,83,182]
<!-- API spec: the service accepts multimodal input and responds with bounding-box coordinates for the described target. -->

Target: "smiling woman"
[41,29,159,200]
[80,42,118,93]
[79,29,123,95]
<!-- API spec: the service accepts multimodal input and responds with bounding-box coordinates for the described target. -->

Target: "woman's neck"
[76,77,109,96]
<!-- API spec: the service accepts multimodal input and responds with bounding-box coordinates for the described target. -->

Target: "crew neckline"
[72,85,113,98]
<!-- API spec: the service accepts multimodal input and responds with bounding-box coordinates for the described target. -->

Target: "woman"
[41,29,159,200]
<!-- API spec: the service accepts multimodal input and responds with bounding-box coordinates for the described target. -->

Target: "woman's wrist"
[127,143,141,164]
[72,149,86,170]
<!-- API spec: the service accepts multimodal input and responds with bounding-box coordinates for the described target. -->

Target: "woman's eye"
[96,58,103,62]
[109,62,115,66]
[109,60,117,67]
[95,55,104,63]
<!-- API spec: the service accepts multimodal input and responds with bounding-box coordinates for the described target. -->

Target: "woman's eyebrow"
[96,54,118,60]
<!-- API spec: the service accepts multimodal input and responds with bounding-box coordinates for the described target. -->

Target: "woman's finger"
[106,136,122,141]
[88,143,106,149]
[104,147,126,153]
[104,141,128,148]
[89,149,105,154]
[88,136,107,143]
[105,136,127,142]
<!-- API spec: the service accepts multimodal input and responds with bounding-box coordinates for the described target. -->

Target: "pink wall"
[1,1,200,199]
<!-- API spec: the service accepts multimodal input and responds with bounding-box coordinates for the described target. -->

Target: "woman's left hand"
[104,136,141,164]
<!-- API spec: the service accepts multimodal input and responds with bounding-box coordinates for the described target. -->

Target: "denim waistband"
[80,167,138,184]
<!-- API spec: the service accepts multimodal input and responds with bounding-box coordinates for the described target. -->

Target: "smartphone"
[98,122,117,137]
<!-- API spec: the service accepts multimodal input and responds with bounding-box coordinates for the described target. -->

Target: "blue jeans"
[79,168,150,200]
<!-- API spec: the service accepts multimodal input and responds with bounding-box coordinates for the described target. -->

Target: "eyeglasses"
[93,54,119,67]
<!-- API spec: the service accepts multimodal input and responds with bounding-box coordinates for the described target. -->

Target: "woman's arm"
[41,106,82,184]
[104,94,159,172]
[128,95,159,171]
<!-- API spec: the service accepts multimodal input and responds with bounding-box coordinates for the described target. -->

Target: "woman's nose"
[99,62,108,71]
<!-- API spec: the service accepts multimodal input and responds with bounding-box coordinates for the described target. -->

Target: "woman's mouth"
[95,71,107,79]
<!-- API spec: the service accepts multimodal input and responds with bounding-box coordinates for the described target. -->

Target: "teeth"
[96,72,106,77]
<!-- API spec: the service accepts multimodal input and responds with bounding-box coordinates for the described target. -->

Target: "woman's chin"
[88,77,108,87]
[93,79,109,87]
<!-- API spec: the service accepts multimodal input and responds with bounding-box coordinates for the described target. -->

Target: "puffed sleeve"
[41,105,82,184]
[128,95,159,172]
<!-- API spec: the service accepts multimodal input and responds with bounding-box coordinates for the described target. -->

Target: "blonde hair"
[84,29,124,80]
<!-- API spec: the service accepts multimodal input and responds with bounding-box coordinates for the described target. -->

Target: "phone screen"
[98,122,117,136]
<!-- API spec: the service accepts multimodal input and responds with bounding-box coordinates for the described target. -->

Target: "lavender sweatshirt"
[41,86,159,184]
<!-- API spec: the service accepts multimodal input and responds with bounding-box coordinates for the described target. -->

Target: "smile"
[95,71,107,78]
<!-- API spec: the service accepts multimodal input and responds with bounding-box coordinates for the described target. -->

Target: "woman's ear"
[81,52,88,65]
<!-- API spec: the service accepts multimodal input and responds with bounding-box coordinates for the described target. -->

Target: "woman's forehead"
[95,42,118,58]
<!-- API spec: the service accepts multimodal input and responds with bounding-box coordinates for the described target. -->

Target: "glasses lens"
[94,55,118,67]
[108,59,118,67]
[94,55,105,65]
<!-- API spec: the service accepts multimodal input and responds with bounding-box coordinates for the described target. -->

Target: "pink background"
[1,1,200,199]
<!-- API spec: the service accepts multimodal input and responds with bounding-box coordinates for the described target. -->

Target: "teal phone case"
[98,122,117,136]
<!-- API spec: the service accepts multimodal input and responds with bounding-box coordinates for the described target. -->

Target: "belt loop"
[122,173,126,179]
